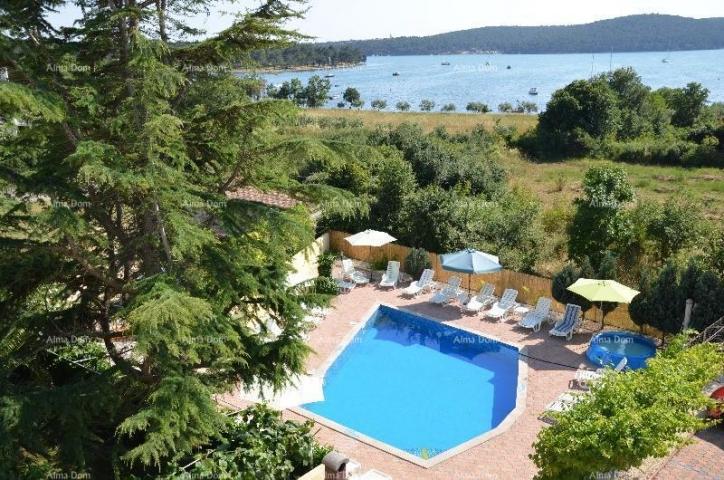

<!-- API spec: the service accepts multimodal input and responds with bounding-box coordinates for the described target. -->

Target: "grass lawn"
[304,109,724,221]
[505,151,724,221]
[304,108,538,134]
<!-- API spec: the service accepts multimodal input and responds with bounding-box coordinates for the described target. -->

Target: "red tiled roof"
[225,186,300,209]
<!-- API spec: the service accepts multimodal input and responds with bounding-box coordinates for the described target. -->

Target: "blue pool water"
[587,331,657,370]
[302,305,520,459]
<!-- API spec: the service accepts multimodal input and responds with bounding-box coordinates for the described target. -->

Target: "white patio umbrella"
[239,374,324,410]
[344,229,397,263]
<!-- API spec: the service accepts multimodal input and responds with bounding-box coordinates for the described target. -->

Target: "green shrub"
[551,263,593,313]
[466,102,490,113]
[531,335,723,480]
[405,248,432,277]
[167,404,331,479]
[370,255,390,271]
[317,252,336,278]
[313,276,340,295]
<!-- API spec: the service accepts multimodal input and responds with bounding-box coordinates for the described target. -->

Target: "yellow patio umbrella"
[567,279,640,328]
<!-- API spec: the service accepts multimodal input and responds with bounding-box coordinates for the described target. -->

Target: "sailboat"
[528,88,538,96]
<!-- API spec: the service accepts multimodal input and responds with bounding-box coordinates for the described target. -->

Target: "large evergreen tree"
[0,1,341,477]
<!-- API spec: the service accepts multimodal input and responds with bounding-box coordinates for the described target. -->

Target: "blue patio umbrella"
[440,248,503,298]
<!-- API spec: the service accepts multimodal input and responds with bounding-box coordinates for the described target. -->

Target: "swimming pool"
[587,331,657,370]
[300,304,525,466]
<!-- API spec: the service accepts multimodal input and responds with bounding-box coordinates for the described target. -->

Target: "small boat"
[661,58,669,64]
[324,73,335,78]
[441,62,450,66]
[392,72,400,76]
[528,88,538,95]
[506,65,512,70]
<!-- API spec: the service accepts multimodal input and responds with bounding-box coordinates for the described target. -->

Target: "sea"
[260,50,724,112]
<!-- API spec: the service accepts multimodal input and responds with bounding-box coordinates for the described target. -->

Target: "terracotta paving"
[222,279,599,479]
[219,279,721,479]
[650,427,724,480]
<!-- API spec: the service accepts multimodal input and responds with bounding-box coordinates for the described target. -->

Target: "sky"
[49,0,724,42]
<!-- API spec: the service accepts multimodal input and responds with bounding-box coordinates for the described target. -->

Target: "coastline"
[235,61,365,75]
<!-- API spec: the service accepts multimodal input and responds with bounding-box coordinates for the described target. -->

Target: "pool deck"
[219,281,724,479]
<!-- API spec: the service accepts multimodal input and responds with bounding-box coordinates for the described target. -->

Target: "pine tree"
[0,1,339,477]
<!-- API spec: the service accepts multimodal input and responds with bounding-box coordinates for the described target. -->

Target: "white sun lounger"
[342,258,370,285]
[335,277,355,293]
[575,357,628,389]
[518,297,553,332]
[429,276,462,304]
[401,268,434,297]
[540,391,585,423]
[379,261,400,289]
[485,289,518,320]
[462,283,496,313]
[549,303,582,340]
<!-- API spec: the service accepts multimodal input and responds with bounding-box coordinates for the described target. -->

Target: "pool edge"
[293,302,529,469]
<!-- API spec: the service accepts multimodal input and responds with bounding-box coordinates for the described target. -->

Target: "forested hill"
[326,15,724,55]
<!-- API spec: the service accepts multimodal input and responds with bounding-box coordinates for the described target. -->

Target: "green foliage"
[397,186,458,252]
[551,264,593,313]
[525,68,722,166]
[304,76,333,108]
[395,101,411,112]
[630,261,724,335]
[0,1,352,477]
[498,102,513,113]
[370,255,391,271]
[325,16,724,55]
[369,155,417,232]
[646,197,704,261]
[250,44,365,69]
[313,276,341,295]
[371,99,387,111]
[440,103,456,112]
[165,404,331,480]
[659,82,710,128]
[342,87,363,108]
[568,166,634,268]
[466,102,490,113]
[317,252,337,278]
[396,187,544,272]
[515,101,538,114]
[369,123,507,198]
[538,78,620,156]
[269,75,331,107]
[703,228,724,278]
[531,335,724,480]
[405,248,432,277]
[419,99,435,112]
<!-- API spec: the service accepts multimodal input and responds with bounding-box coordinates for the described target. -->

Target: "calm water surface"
[262,50,724,112]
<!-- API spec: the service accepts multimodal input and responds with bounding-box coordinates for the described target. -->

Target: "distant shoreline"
[236,61,365,75]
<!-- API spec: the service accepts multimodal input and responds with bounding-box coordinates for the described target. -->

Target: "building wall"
[286,233,330,287]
